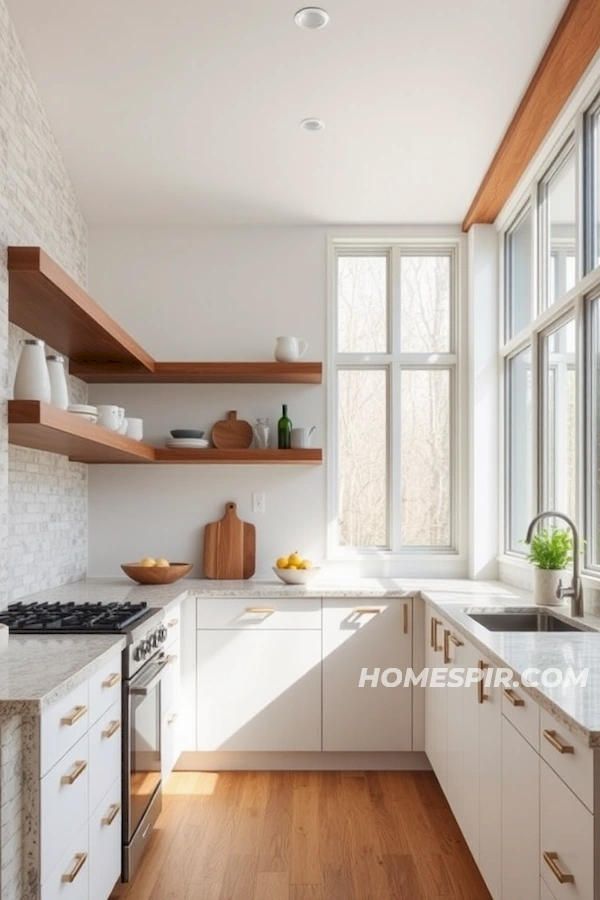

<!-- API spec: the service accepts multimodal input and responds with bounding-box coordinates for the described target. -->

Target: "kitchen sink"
[466,610,589,633]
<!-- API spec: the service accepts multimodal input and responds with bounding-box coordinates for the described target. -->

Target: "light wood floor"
[113,771,492,900]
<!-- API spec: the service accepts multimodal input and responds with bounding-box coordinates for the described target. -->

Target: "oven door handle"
[130,658,170,696]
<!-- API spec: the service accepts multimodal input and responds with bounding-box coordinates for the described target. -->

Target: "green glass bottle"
[278,404,292,449]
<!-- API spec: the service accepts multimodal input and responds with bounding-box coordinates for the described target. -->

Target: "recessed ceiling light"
[300,118,325,131]
[294,7,330,30]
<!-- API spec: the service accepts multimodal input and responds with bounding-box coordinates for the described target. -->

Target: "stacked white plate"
[68,404,98,424]
[165,437,210,449]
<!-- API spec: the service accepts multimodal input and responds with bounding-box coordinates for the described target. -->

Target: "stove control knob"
[157,625,168,643]
[150,632,158,649]
[133,644,143,661]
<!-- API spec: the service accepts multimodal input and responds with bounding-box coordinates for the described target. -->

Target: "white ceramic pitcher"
[274,336,308,362]
[290,426,316,448]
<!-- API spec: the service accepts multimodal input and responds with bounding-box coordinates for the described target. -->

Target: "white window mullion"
[390,246,403,550]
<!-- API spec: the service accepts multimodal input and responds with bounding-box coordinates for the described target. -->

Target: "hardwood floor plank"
[218,854,258,900]
[254,872,290,900]
[290,774,322,886]
[258,772,293,873]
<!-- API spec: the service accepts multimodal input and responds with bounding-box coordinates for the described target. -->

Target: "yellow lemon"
[287,564,298,570]
[299,559,313,570]
[276,556,289,569]
[288,551,302,567]
[139,557,156,567]
[155,558,170,567]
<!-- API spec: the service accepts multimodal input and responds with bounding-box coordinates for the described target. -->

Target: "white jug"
[274,336,308,362]
[46,355,69,409]
[290,426,316,449]
[13,339,52,403]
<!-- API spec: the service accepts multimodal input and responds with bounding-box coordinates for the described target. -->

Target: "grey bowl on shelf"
[170,429,205,439]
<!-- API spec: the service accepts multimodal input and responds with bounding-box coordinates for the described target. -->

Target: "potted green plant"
[523,527,573,606]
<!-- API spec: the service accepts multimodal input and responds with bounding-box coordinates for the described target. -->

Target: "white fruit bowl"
[272,566,321,585]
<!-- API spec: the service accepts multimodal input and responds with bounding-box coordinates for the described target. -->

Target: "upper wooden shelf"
[8,247,322,385]
[8,247,154,370]
[69,361,322,384]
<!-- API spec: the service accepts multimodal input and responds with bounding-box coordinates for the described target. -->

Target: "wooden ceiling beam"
[462,0,600,232]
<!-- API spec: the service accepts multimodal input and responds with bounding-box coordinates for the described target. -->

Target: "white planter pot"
[533,568,567,606]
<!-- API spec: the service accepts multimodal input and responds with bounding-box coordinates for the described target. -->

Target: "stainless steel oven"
[122,621,170,881]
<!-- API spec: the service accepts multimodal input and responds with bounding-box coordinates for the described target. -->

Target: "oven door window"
[130,684,161,838]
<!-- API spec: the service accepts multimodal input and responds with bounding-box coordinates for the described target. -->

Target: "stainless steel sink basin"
[466,610,588,633]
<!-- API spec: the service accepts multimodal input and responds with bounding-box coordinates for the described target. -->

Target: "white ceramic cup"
[96,404,121,431]
[274,336,308,362]
[290,426,316,449]
[125,417,144,441]
[117,407,128,434]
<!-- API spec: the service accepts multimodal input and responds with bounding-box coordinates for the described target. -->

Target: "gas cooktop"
[0,600,151,634]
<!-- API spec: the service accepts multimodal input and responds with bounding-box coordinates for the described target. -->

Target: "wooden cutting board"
[203,502,256,579]
[211,411,253,449]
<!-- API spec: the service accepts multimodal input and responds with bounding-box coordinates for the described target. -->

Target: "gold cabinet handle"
[403,603,409,634]
[478,661,489,704]
[503,687,525,707]
[443,631,463,664]
[102,673,121,688]
[167,712,178,726]
[101,803,121,827]
[245,607,275,614]
[543,729,575,754]
[167,654,179,664]
[61,759,87,786]
[168,618,179,627]
[543,851,575,884]
[61,704,87,726]
[102,720,121,739]
[353,607,382,615]
[61,852,88,883]
[430,617,442,651]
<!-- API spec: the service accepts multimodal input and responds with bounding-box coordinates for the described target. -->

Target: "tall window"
[332,244,459,554]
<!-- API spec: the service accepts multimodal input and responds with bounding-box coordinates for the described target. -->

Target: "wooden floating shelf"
[8,402,323,466]
[154,448,323,465]
[69,361,323,384]
[8,247,154,370]
[8,402,155,464]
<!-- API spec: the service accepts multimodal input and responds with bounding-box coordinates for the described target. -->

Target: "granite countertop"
[0,634,126,716]
[421,588,600,747]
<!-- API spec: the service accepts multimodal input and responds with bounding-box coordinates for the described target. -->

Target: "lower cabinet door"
[540,761,594,900]
[89,778,122,900]
[322,600,412,751]
[540,877,558,900]
[162,705,182,780]
[88,699,121,815]
[478,674,502,900]
[41,836,89,900]
[502,717,540,900]
[197,629,322,751]
[41,734,89,882]
[424,611,448,788]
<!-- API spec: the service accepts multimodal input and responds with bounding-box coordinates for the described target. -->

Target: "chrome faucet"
[525,511,583,617]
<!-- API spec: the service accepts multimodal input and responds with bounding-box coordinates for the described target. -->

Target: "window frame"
[327,237,464,564]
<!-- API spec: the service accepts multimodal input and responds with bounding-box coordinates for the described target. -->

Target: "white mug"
[117,407,128,435]
[126,417,144,441]
[274,336,308,362]
[96,405,121,431]
[290,426,316,449]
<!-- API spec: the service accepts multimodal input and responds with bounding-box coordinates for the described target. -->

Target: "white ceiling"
[8,0,568,225]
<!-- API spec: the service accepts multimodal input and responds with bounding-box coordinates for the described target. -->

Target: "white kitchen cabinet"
[424,610,448,788]
[88,778,122,900]
[41,836,90,900]
[40,733,89,882]
[478,660,502,900]
[88,699,121,815]
[502,716,540,900]
[196,628,321,751]
[322,599,412,751]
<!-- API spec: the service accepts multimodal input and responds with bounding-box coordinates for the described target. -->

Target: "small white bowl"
[70,412,98,424]
[272,566,321,585]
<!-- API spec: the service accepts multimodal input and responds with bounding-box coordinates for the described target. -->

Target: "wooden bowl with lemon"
[121,557,192,585]
[273,552,320,585]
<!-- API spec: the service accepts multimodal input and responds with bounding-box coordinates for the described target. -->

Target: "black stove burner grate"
[0,600,149,634]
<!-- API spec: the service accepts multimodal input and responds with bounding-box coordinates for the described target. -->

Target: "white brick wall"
[0,0,88,608]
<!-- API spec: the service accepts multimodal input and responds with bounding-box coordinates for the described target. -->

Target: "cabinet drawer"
[41,835,89,900]
[164,609,181,648]
[196,597,321,630]
[541,761,594,899]
[41,681,89,776]
[89,699,122,816]
[161,642,181,715]
[89,778,122,900]
[162,706,181,781]
[41,734,89,883]
[540,709,594,812]
[88,653,122,726]
[501,681,539,751]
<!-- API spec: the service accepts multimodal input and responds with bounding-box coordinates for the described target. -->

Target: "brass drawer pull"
[403,603,409,634]
[102,720,121,739]
[430,617,442,651]
[443,630,463,664]
[61,852,88,883]
[167,654,179,664]
[61,704,87,726]
[478,661,489,704]
[168,618,179,627]
[102,673,121,688]
[101,803,121,827]
[245,607,275,614]
[353,607,382,615]
[543,851,575,884]
[543,729,575,754]
[503,688,524,707]
[61,759,87,786]
[167,713,178,726]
